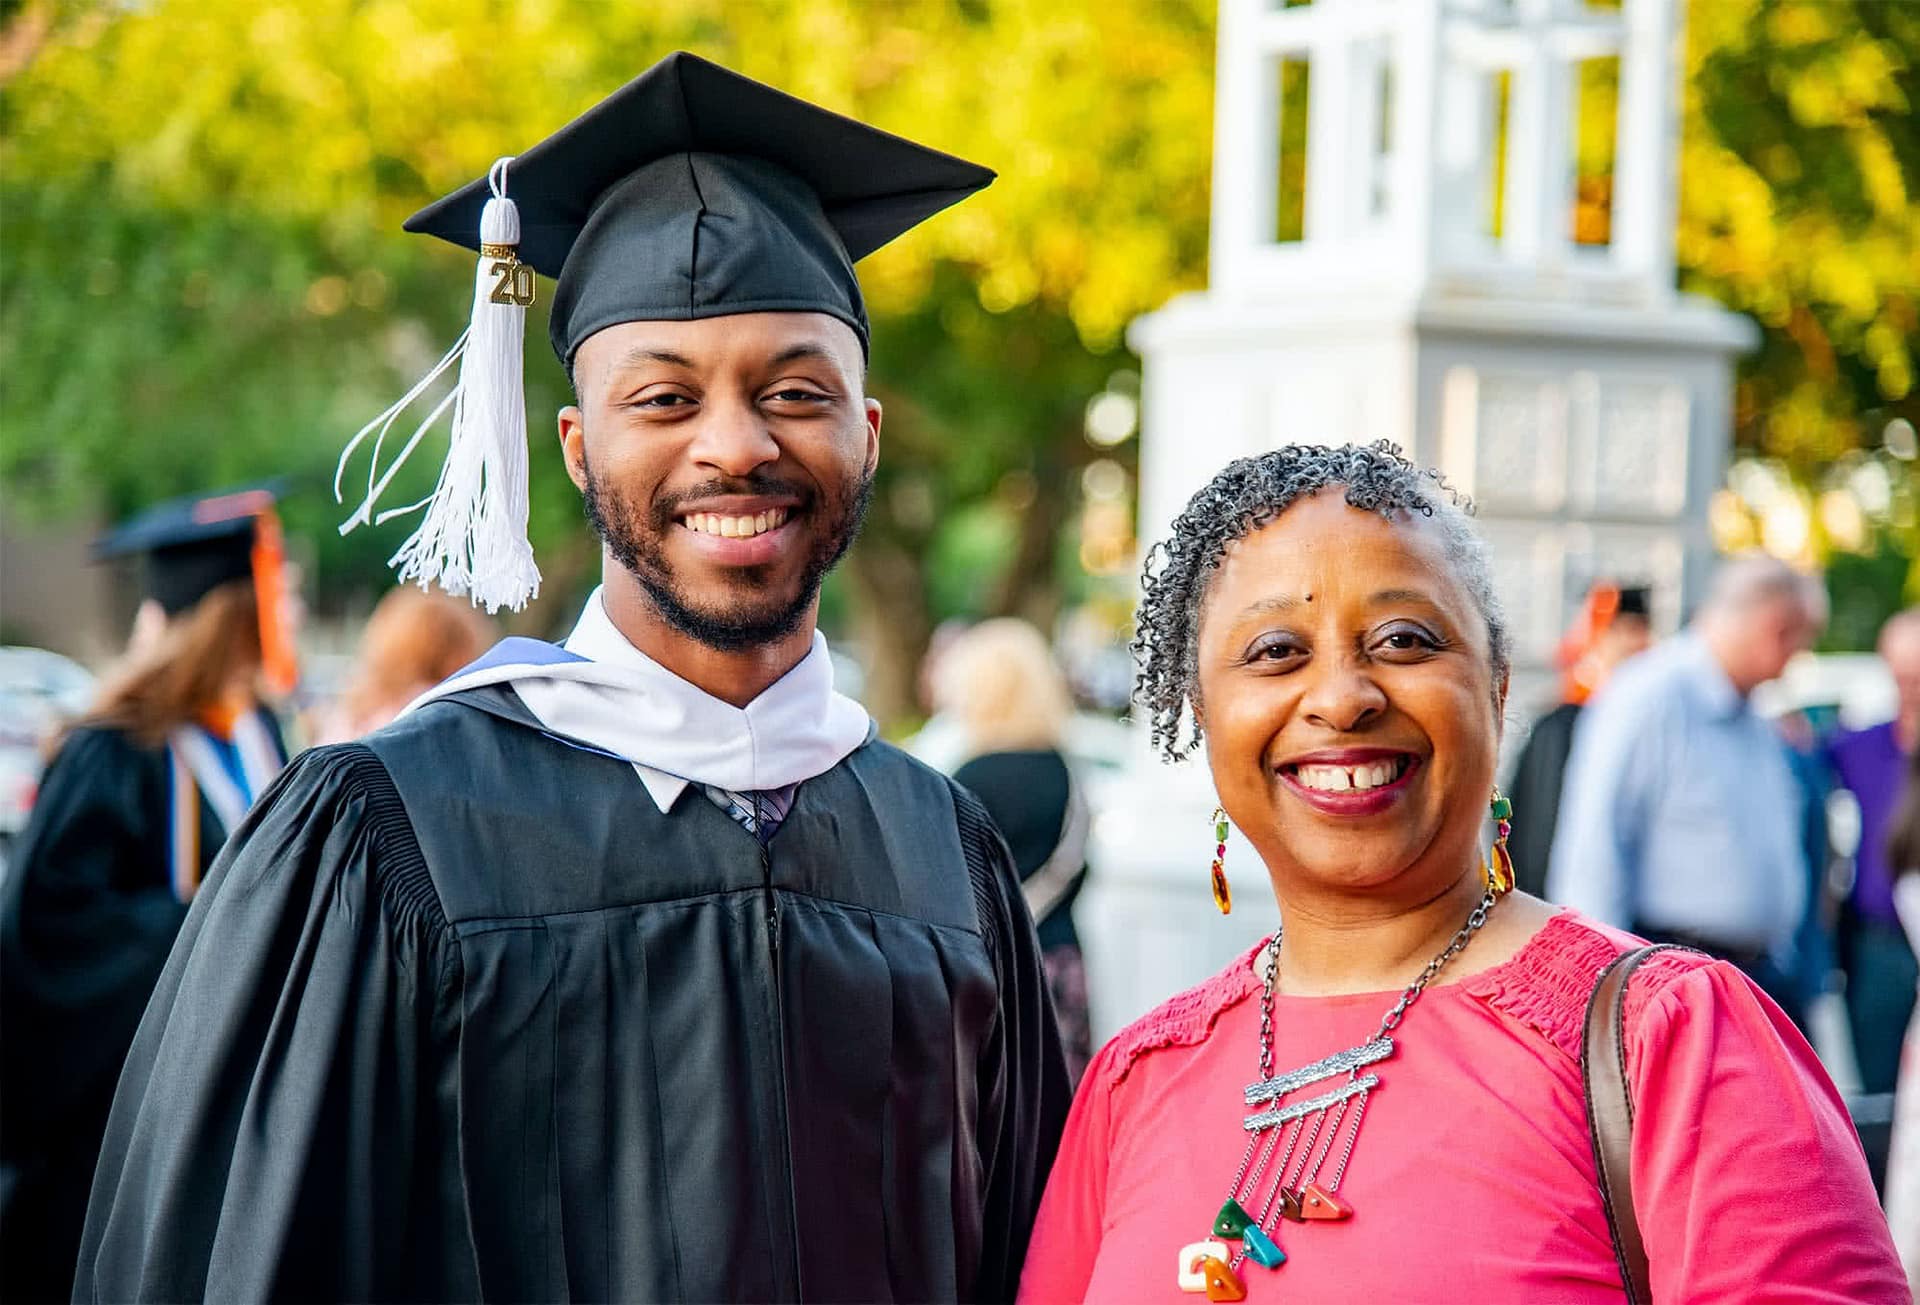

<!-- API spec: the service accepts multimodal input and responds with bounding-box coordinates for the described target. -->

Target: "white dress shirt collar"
[547,587,872,811]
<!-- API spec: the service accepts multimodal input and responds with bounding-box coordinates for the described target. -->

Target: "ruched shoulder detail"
[1461,910,1720,1061]
[948,778,1008,958]
[1098,943,1265,1090]
[264,742,447,937]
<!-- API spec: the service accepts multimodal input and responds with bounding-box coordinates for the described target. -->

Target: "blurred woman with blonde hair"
[945,617,1094,1080]
[0,488,295,1302]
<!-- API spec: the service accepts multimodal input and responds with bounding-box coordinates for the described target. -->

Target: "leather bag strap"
[1581,944,1690,1304]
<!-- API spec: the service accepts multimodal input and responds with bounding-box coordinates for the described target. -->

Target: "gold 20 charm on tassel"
[485,249,536,307]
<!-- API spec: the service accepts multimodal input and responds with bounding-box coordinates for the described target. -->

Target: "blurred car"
[0,646,96,847]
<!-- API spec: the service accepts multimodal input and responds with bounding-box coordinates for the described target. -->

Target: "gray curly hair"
[1132,439,1510,762]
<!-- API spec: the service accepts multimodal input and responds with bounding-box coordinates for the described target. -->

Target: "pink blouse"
[1018,911,1902,1302]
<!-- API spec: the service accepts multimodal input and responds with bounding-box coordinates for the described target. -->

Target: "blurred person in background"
[1879,745,1920,1287]
[945,618,1094,1082]
[903,616,974,772]
[1775,700,1845,1041]
[315,585,495,743]
[1830,606,1920,1096]
[1549,556,1827,1021]
[1505,582,1653,897]
[0,488,294,1302]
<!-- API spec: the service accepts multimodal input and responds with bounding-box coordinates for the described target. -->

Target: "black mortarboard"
[94,486,279,615]
[402,52,995,366]
[340,53,992,614]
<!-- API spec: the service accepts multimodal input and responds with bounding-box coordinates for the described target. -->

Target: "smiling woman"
[1018,442,1903,1303]
[1134,441,1509,767]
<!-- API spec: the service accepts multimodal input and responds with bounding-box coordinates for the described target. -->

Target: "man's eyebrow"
[766,342,841,369]
[611,347,696,373]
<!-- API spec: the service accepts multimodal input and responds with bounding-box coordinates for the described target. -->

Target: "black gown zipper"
[756,796,803,1298]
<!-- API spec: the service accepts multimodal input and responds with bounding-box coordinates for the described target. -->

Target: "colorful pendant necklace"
[1176,888,1500,1299]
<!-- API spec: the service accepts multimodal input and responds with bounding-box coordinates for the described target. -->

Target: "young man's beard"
[581,451,874,653]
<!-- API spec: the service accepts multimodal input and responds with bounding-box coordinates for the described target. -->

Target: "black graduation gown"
[1,723,278,1305]
[76,685,1071,1302]
[1506,701,1582,900]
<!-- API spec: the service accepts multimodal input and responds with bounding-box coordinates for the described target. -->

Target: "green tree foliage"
[1,0,1913,720]
[1680,0,1920,615]
[1682,0,1918,469]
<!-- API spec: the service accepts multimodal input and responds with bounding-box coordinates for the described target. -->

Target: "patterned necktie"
[703,783,798,845]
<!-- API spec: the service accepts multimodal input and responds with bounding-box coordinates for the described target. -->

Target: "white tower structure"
[1080,0,1755,1037]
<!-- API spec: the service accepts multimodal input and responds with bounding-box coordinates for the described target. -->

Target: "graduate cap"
[1613,585,1652,619]
[1557,578,1655,703]
[94,486,299,692]
[337,52,994,614]
[404,51,995,368]
[95,486,279,615]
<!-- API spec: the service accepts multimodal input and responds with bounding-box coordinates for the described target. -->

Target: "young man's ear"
[863,397,882,478]
[558,406,588,492]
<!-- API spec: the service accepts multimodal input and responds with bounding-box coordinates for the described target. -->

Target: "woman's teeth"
[1293,760,1406,793]
[684,507,789,538]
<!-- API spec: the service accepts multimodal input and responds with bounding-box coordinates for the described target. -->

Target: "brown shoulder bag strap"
[1581,944,1691,1304]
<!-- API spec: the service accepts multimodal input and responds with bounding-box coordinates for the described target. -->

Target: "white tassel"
[335,157,541,613]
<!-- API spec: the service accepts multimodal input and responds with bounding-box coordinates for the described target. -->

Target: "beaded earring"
[1210,807,1233,914]
[1484,788,1515,895]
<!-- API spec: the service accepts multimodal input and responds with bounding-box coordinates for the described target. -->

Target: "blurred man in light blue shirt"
[1548,557,1827,1018]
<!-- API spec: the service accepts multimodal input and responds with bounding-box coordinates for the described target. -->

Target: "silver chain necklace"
[1176,888,1500,1298]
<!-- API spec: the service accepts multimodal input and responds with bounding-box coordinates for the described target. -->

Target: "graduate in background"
[0,488,293,1303]
[312,585,495,743]
[79,54,1069,1303]
[1505,581,1651,898]
[944,619,1095,1085]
